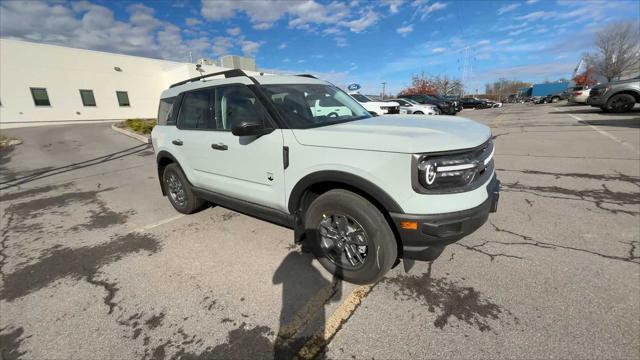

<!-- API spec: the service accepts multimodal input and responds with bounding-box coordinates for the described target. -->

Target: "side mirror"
[231,121,273,137]
[368,111,379,117]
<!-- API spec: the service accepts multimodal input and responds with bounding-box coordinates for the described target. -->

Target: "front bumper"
[390,175,500,261]
[587,96,605,107]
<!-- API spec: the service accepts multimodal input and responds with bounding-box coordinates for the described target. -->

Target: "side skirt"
[192,186,294,229]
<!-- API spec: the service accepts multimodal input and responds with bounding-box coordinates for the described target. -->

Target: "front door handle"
[211,143,228,151]
[172,139,183,146]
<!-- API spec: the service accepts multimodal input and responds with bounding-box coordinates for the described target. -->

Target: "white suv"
[348,93,400,115]
[152,70,500,284]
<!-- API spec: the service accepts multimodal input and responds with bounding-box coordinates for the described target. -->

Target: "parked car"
[532,96,546,104]
[460,97,489,109]
[568,86,591,104]
[544,91,569,103]
[152,70,500,284]
[481,99,503,108]
[348,93,400,115]
[389,98,440,115]
[398,94,457,115]
[587,77,640,113]
[442,96,464,112]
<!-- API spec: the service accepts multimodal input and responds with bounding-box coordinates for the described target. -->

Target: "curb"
[111,124,150,144]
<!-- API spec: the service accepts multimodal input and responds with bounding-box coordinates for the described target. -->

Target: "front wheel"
[304,189,398,284]
[413,111,424,115]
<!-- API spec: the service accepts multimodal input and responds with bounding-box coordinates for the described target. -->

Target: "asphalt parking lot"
[1,102,638,359]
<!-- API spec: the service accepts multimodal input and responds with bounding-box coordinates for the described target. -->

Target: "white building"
[0,39,260,129]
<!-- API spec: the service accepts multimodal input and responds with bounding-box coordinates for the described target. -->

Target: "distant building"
[0,39,260,128]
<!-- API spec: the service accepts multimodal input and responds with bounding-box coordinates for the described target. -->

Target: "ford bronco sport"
[152,70,499,284]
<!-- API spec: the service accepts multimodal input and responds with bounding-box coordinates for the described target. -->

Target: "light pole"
[381,82,387,99]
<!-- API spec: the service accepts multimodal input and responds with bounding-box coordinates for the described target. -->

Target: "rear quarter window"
[157,97,176,125]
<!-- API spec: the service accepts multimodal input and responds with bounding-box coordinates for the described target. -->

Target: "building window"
[30,88,50,106]
[79,89,96,106]
[116,91,130,107]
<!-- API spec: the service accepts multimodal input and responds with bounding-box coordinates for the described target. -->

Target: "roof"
[161,71,330,98]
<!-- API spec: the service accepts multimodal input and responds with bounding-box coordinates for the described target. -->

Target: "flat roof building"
[0,39,260,128]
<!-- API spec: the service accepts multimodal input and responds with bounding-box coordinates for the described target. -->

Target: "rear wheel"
[163,163,206,214]
[605,94,635,113]
[304,189,397,284]
[413,111,424,115]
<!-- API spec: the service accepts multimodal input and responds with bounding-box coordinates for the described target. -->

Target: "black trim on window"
[30,87,50,106]
[79,89,96,107]
[116,91,130,107]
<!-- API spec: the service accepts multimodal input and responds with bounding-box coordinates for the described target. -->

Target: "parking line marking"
[297,284,375,359]
[554,107,638,153]
[133,214,185,233]
[490,114,505,128]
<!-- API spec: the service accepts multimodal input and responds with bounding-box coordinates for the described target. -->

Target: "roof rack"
[170,69,249,88]
[296,74,319,79]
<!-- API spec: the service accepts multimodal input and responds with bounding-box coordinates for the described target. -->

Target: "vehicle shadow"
[579,118,640,129]
[272,239,342,359]
[548,107,640,116]
[0,143,150,190]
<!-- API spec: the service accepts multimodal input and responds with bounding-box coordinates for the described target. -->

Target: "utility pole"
[381,82,387,99]
[461,46,470,97]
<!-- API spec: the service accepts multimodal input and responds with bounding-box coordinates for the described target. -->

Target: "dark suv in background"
[460,97,489,109]
[398,94,457,115]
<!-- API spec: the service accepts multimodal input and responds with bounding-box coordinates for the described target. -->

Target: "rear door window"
[177,89,215,130]
[158,97,176,125]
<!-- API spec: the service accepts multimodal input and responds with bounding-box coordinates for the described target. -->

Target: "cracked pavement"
[1,103,639,359]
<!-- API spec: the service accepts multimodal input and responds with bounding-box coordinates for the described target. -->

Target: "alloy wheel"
[166,173,186,207]
[318,214,369,270]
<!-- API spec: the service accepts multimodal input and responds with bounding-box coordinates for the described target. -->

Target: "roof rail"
[170,69,249,88]
[296,74,318,79]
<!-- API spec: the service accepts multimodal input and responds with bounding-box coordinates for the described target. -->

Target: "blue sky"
[1,0,638,94]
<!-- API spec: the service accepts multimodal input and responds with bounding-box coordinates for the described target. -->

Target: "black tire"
[475,105,483,110]
[162,163,206,214]
[304,189,397,284]
[605,94,635,113]
[413,111,424,115]
[551,97,559,103]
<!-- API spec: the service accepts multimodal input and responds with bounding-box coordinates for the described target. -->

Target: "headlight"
[415,140,494,192]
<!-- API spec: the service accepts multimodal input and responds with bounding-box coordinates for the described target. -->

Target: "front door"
[178,84,285,211]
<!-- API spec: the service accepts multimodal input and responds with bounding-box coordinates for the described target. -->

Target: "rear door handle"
[211,143,228,151]
[172,139,183,146]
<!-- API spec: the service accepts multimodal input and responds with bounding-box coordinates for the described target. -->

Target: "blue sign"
[347,83,361,91]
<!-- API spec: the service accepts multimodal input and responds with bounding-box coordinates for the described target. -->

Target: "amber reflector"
[400,221,418,230]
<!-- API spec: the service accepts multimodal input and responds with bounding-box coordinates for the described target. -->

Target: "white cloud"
[497,38,513,45]
[200,0,354,31]
[414,1,448,20]
[335,37,348,47]
[478,39,491,46]
[382,0,404,13]
[240,40,262,56]
[526,0,539,3]
[226,27,241,36]
[515,11,555,21]
[279,43,287,49]
[497,3,520,15]
[432,47,446,53]
[185,17,201,26]
[344,10,379,32]
[212,36,234,56]
[396,24,413,36]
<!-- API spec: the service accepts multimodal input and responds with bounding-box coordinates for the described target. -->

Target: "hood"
[292,115,491,154]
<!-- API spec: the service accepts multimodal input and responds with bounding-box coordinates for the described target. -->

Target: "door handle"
[172,139,183,146]
[211,143,228,151]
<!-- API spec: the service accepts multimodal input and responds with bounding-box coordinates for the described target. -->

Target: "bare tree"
[431,75,464,96]
[583,22,640,82]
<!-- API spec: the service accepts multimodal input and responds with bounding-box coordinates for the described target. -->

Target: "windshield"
[261,84,372,129]
[350,94,371,102]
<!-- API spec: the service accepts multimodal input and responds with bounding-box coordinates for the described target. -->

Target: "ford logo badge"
[347,83,361,91]
[425,162,437,185]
